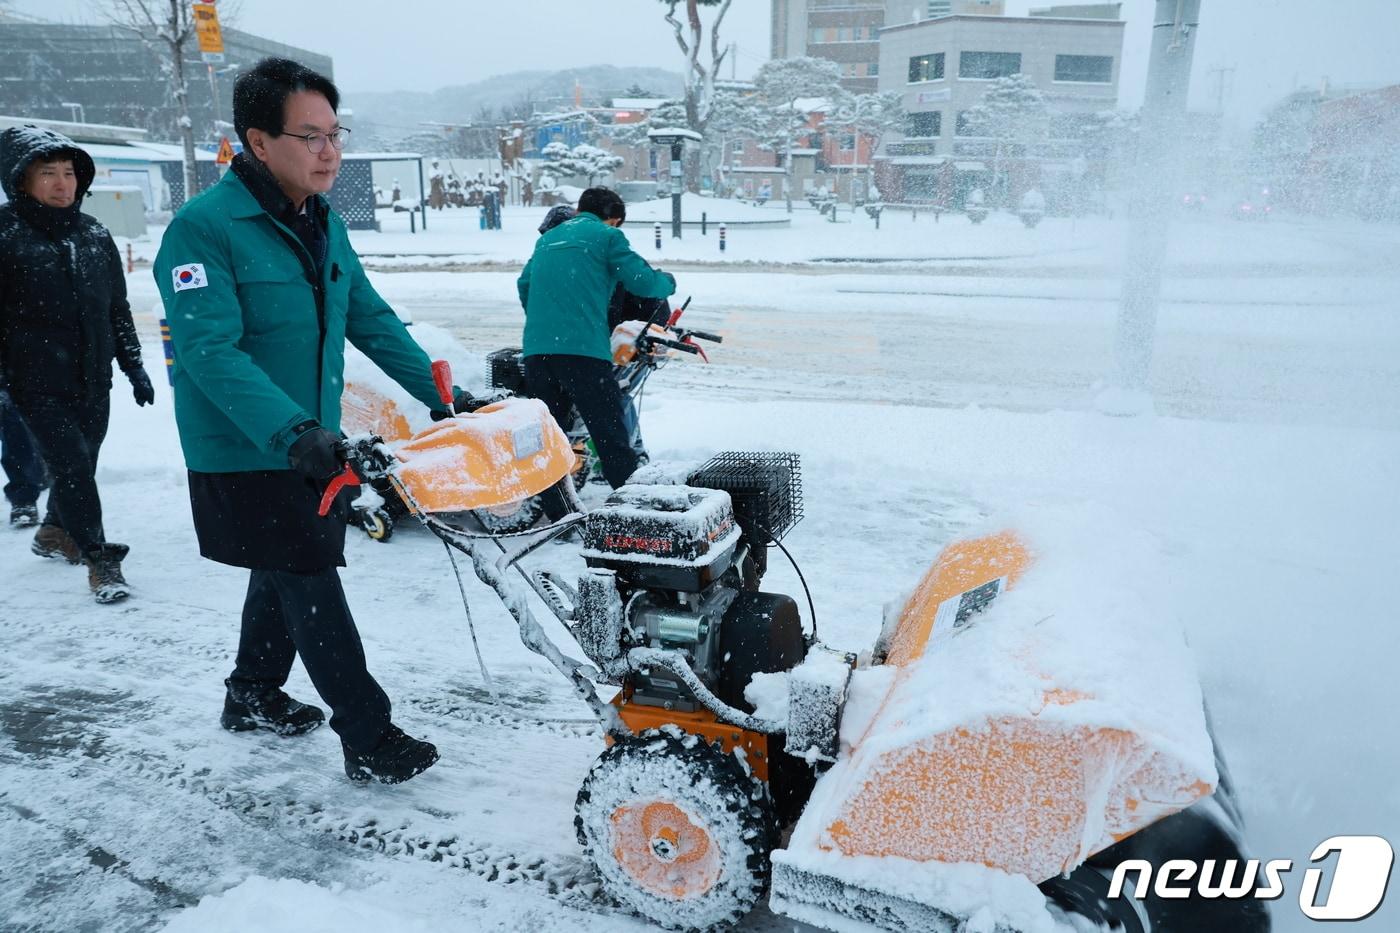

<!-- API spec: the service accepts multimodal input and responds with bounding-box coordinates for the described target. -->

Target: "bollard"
[654,222,662,251]
[719,223,726,253]
[408,209,417,234]
[702,212,707,236]
[159,317,175,386]
[126,242,134,273]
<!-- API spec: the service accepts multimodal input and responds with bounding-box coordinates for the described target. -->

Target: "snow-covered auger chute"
[326,360,1267,933]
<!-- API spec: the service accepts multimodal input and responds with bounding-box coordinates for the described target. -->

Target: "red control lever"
[431,359,455,414]
[318,463,360,517]
[683,337,709,363]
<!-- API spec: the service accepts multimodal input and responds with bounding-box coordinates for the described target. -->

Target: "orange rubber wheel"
[575,730,774,930]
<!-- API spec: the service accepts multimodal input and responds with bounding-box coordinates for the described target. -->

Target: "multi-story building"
[772,0,887,92]
[874,3,1123,205]
[773,1,1010,92]
[0,20,332,147]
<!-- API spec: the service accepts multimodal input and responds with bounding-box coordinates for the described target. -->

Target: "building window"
[1054,54,1113,83]
[838,133,857,150]
[810,25,875,43]
[908,52,945,83]
[868,61,878,76]
[906,111,942,138]
[958,51,1021,80]
[955,110,980,136]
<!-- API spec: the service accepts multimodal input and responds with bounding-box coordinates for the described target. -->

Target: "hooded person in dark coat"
[0,125,154,603]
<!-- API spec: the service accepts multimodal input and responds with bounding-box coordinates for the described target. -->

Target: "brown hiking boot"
[32,524,81,564]
[84,543,131,604]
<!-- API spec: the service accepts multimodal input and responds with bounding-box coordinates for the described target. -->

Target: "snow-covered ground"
[4,212,1399,932]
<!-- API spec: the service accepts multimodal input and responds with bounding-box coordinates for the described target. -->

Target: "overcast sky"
[11,0,1400,128]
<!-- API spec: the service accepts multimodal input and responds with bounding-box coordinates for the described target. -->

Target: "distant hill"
[345,65,684,139]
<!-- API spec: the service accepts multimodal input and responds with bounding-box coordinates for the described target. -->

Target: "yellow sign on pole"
[215,136,235,165]
[192,3,224,60]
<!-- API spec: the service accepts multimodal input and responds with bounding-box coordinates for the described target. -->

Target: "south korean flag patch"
[171,263,208,292]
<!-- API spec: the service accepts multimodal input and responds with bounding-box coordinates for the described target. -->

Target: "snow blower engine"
[567,451,825,817]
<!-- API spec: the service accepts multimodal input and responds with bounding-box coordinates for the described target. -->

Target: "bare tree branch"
[664,1,691,59]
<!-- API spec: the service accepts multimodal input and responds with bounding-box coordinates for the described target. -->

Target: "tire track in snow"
[0,682,618,920]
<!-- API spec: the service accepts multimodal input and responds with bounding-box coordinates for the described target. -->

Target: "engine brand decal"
[603,534,674,554]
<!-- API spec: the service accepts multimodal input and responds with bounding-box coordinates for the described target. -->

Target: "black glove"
[126,366,155,407]
[430,386,482,421]
[287,422,345,482]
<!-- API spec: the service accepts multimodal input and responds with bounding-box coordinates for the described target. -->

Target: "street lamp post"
[648,127,702,240]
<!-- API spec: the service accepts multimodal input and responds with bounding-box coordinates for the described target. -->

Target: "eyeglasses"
[281,128,351,153]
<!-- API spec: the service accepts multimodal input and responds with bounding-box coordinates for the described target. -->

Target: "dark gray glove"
[430,386,482,421]
[287,423,344,482]
[126,366,155,406]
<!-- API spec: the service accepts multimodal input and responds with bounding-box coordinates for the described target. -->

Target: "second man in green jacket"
[517,187,675,488]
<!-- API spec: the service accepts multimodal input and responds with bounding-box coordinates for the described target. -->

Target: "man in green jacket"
[155,58,464,785]
[517,187,675,488]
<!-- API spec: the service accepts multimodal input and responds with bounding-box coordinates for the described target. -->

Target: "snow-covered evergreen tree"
[832,90,904,202]
[753,57,845,213]
[541,142,624,186]
[962,73,1049,206]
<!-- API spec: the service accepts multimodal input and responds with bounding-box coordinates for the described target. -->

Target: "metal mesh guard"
[486,348,526,393]
[687,451,803,544]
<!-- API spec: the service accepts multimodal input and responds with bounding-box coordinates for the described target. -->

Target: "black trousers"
[230,568,391,753]
[13,393,109,553]
[524,354,638,488]
[1,401,48,507]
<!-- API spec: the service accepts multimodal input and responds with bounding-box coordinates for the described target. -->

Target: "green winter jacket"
[154,169,442,472]
[517,212,675,362]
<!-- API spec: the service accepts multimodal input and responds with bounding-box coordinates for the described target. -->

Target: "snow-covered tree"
[657,0,734,136]
[961,73,1049,206]
[397,130,454,159]
[705,90,765,192]
[105,0,213,200]
[832,90,904,202]
[753,57,845,212]
[542,142,624,186]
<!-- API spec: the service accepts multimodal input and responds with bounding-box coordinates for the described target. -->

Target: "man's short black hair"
[577,187,626,223]
[233,57,340,151]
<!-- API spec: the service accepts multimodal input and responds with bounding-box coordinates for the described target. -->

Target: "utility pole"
[1109,0,1202,409]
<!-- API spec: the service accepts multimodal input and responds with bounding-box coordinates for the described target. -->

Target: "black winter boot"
[84,543,131,604]
[344,725,439,785]
[32,523,81,563]
[9,503,38,528]
[221,679,325,736]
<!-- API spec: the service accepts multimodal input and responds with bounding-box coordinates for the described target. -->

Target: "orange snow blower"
[329,362,1267,933]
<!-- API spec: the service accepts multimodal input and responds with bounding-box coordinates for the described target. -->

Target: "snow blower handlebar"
[317,435,396,518]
